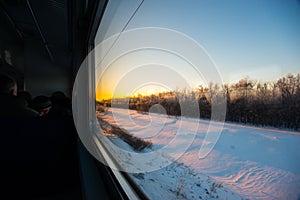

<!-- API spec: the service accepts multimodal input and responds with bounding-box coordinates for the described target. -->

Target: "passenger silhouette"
[48,91,72,117]
[0,50,24,90]
[30,95,52,117]
[17,91,32,106]
[0,74,38,117]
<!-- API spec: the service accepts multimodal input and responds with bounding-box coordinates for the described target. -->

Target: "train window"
[75,0,300,199]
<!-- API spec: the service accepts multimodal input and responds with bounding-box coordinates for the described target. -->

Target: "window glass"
[94,1,300,199]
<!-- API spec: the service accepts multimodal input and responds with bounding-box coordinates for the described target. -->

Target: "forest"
[98,73,300,130]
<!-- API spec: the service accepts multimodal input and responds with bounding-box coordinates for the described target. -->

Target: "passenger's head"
[17,91,32,106]
[50,91,67,104]
[0,74,17,96]
[1,49,12,66]
[30,95,52,116]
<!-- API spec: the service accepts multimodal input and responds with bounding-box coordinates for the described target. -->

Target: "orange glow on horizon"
[96,84,170,101]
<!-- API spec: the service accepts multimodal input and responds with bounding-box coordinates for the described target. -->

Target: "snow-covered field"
[98,108,300,200]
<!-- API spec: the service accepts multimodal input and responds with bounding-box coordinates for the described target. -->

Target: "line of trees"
[225,73,300,130]
[99,73,300,130]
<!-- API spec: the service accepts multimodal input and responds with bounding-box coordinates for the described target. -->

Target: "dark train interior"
[0,0,137,199]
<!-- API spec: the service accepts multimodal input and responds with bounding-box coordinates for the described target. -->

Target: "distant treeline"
[99,73,300,130]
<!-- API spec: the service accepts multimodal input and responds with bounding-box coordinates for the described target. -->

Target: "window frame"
[85,1,150,199]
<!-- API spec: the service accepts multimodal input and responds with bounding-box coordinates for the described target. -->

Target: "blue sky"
[126,0,300,83]
[95,0,300,99]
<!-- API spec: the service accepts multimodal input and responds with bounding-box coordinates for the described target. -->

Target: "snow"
[97,108,300,200]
